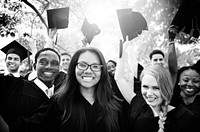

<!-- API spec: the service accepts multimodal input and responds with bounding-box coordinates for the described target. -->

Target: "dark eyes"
[39,60,59,66]
[153,59,163,61]
[7,57,20,61]
[39,60,48,65]
[142,85,159,90]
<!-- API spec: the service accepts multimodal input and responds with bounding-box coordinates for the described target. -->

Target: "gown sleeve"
[9,97,63,132]
[0,75,24,97]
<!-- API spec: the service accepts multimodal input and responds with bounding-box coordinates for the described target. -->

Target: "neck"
[61,69,68,74]
[40,79,53,88]
[183,97,196,105]
[150,105,175,117]
[8,69,18,74]
[80,86,95,105]
[150,106,161,117]
[181,93,196,105]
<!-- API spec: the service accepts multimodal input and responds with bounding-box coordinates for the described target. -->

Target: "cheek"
[55,66,60,71]
[75,68,82,79]
[141,88,147,96]
[179,79,186,85]
[157,97,163,105]
[96,72,101,80]
[194,83,200,88]
[156,91,162,99]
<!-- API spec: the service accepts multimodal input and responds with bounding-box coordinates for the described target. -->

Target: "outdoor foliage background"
[0,0,200,71]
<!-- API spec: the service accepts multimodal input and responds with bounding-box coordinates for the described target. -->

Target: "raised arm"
[45,28,57,49]
[115,39,136,104]
[167,26,178,86]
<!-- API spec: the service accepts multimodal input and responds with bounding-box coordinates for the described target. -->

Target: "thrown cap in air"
[117,8,148,41]
[81,18,101,44]
[47,7,69,29]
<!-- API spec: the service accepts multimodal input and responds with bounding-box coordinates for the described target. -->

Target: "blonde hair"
[140,65,173,132]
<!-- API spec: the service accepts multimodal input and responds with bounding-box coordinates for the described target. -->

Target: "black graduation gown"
[129,94,200,132]
[11,94,125,132]
[0,75,51,127]
[170,88,200,118]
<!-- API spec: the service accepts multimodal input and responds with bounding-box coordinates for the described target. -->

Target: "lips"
[82,76,93,82]
[146,97,156,102]
[8,63,16,67]
[185,88,195,93]
[44,72,53,77]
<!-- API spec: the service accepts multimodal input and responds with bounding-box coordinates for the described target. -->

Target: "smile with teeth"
[8,64,15,67]
[44,72,53,77]
[82,76,93,82]
[185,88,194,92]
[146,97,156,102]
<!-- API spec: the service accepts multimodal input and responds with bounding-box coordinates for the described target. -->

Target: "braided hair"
[140,65,174,132]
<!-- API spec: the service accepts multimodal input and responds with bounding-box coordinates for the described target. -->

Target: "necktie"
[46,89,53,98]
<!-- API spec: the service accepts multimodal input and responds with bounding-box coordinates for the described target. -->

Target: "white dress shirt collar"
[34,78,54,98]
[4,70,20,77]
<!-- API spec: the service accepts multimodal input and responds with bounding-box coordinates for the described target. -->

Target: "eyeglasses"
[77,62,102,72]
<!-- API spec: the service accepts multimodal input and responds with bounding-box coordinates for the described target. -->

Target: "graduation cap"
[1,40,32,61]
[171,0,200,38]
[47,7,69,29]
[81,18,101,44]
[117,8,148,41]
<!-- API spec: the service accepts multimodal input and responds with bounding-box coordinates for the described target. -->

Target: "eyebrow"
[78,61,101,65]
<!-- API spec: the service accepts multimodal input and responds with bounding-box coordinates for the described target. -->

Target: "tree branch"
[21,0,48,32]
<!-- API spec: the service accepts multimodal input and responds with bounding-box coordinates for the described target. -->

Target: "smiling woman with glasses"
[11,47,127,132]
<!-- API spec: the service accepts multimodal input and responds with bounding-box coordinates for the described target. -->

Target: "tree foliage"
[0,0,199,67]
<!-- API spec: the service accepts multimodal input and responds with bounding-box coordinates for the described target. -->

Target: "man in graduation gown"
[0,47,61,130]
[0,40,32,78]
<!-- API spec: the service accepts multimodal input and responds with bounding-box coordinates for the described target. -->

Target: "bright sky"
[85,1,118,26]
[0,0,199,67]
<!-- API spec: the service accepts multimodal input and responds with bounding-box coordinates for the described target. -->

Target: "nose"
[45,63,52,69]
[187,80,194,86]
[146,88,154,96]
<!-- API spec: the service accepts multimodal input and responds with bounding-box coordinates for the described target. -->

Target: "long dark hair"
[54,47,121,132]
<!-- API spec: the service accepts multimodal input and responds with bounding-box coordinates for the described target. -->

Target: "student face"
[107,61,116,76]
[151,54,164,66]
[61,54,71,71]
[179,69,200,97]
[5,53,21,73]
[141,74,163,109]
[35,50,60,85]
[76,51,102,89]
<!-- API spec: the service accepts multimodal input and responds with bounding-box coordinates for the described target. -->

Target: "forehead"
[78,51,100,63]
[180,69,200,78]
[107,61,115,66]
[37,50,59,61]
[142,74,158,86]
[151,54,164,60]
[61,54,71,58]
[7,53,20,58]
